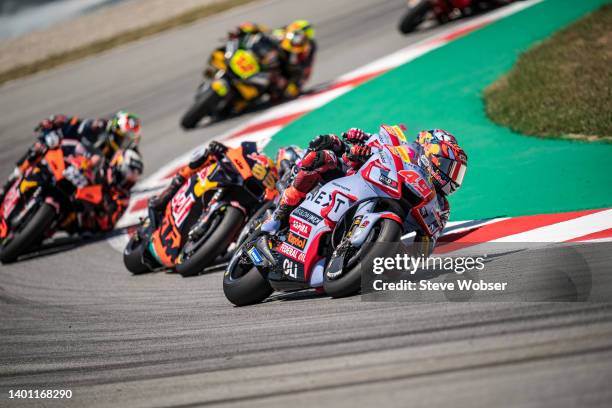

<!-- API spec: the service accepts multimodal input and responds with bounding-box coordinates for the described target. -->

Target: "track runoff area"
[109,0,611,256]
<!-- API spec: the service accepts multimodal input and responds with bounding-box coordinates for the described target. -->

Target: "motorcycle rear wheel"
[398,0,431,34]
[180,87,223,129]
[0,203,55,264]
[176,206,244,277]
[323,218,402,298]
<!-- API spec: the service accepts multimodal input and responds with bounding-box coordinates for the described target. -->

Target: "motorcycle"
[223,125,447,306]
[123,141,278,277]
[398,0,516,34]
[180,34,277,129]
[0,136,111,263]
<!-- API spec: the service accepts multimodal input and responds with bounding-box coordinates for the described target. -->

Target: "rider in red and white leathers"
[261,127,468,254]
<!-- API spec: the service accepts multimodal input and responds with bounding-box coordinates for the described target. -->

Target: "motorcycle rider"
[260,127,468,253]
[271,19,316,98]
[80,146,144,233]
[148,140,276,218]
[0,111,143,233]
[229,21,269,43]
[217,20,316,100]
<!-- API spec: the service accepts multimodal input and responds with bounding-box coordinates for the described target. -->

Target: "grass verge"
[484,4,612,142]
[0,0,256,86]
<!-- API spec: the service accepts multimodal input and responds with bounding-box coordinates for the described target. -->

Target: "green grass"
[0,0,256,86]
[484,4,612,142]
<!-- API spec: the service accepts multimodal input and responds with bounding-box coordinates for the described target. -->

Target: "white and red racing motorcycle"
[223,125,445,306]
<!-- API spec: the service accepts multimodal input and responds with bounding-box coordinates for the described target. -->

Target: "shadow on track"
[187,85,330,130]
[12,228,128,263]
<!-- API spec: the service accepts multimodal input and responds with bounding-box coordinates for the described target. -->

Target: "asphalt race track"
[1,0,611,406]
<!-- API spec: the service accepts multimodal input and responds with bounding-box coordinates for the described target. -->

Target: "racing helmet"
[280,20,315,55]
[417,129,467,196]
[108,148,143,189]
[107,111,142,151]
[236,22,267,36]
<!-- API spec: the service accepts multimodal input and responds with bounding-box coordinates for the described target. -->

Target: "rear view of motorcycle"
[123,141,279,277]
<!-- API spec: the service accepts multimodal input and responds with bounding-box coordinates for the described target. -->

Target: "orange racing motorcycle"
[0,136,130,263]
[123,141,278,277]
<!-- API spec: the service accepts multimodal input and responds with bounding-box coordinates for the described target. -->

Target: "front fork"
[187,189,225,241]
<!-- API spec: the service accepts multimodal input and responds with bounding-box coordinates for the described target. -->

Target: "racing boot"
[260,202,295,235]
[148,174,185,221]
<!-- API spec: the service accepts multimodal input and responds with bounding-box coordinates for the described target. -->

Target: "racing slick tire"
[398,0,430,34]
[223,258,273,307]
[175,206,244,277]
[123,235,152,275]
[180,87,223,129]
[0,203,55,264]
[324,218,402,298]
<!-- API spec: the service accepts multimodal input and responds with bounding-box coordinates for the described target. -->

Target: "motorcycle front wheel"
[323,218,402,298]
[223,252,273,307]
[180,86,224,129]
[0,203,55,264]
[176,206,244,277]
[123,235,152,275]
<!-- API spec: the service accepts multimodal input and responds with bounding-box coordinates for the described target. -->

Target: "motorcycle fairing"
[229,49,261,80]
[273,173,378,284]
[1,179,21,221]
[44,148,66,182]
[194,163,219,198]
[0,217,7,239]
[75,185,103,205]
[150,175,205,267]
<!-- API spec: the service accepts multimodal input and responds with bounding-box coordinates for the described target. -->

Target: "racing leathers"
[273,37,316,98]
[261,128,450,254]
[261,128,372,232]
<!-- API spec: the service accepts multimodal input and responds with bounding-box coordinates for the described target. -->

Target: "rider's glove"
[209,141,228,157]
[347,144,371,163]
[342,128,369,145]
[308,134,344,155]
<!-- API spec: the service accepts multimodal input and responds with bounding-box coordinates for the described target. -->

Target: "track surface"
[1,1,611,406]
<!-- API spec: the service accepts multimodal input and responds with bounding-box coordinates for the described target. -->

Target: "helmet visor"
[437,156,466,188]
